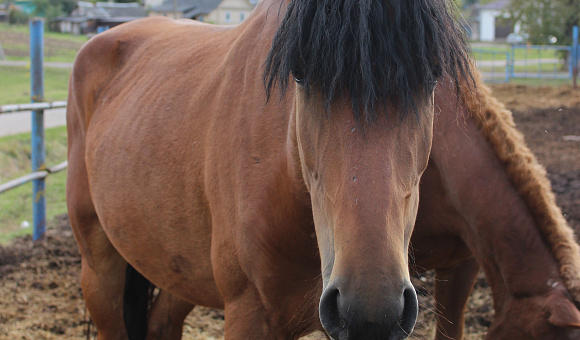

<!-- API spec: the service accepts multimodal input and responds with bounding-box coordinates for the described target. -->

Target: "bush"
[8,8,30,25]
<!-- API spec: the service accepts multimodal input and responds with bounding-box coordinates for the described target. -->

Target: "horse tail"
[123,264,154,340]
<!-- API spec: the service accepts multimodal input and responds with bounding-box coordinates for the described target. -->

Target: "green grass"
[0,22,87,63]
[507,78,572,86]
[0,66,70,105]
[0,22,88,42]
[0,126,68,244]
[477,63,566,73]
[472,44,563,61]
[512,63,565,73]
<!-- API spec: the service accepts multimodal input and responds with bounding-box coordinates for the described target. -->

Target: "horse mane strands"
[264,0,474,122]
[463,71,580,303]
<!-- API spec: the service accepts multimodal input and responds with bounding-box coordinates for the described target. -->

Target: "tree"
[8,7,29,24]
[31,0,76,17]
[32,0,64,19]
[31,0,77,31]
[507,0,580,45]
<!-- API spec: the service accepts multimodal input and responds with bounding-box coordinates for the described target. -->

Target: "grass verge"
[0,66,71,105]
[0,22,87,63]
[0,126,67,244]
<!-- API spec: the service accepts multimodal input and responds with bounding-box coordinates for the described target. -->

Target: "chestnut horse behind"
[411,74,580,339]
[66,0,471,339]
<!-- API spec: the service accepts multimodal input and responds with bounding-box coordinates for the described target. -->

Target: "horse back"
[68,17,230,130]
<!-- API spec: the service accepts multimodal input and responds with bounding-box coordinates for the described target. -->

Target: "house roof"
[476,0,509,11]
[55,1,147,24]
[153,0,221,17]
[96,2,148,18]
[76,1,110,18]
[74,1,147,19]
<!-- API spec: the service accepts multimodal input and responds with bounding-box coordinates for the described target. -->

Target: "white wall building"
[476,0,511,42]
[149,0,257,25]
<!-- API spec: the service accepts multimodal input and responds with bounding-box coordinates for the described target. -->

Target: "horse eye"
[293,71,305,85]
[292,62,306,85]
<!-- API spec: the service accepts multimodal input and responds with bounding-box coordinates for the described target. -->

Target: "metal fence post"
[510,45,515,79]
[30,19,46,242]
[573,25,578,88]
[505,52,510,83]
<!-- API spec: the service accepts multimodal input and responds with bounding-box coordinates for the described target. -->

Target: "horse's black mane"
[264,0,473,121]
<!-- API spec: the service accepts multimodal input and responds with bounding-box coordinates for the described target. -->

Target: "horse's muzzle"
[319,279,418,340]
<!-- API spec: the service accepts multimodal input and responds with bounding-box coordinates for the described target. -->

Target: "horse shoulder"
[69,18,162,124]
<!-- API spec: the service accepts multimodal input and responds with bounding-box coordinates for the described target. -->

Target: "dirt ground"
[1,84,579,339]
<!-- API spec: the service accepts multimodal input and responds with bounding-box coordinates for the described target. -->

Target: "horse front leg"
[68,149,130,340]
[75,224,129,340]
[222,285,297,340]
[146,290,195,340]
[434,257,480,340]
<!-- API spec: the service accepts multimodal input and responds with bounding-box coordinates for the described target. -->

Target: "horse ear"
[546,294,580,328]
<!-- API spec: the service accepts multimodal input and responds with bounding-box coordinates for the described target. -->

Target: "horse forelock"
[463,71,580,304]
[264,0,473,122]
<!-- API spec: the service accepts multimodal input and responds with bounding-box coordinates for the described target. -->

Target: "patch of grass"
[477,63,567,75]
[472,45,564,61]
[511,63,567,73]
[0,22,87,63]
[0,22,87,42]
[0,66,70,105]
[507,78,572,86]
[0,126,68,244]
[481,76,571,86]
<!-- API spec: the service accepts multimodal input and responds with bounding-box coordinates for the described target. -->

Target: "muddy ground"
[1,84,579,339]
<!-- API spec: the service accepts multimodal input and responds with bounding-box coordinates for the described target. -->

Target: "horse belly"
[84,107,223,308]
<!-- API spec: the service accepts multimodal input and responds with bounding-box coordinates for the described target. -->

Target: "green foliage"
[59,0,76,14]
[31,0,77,30]
[456,0,496,9]
[8,8,30,25]
[507,0,579,46]
[32,0,64,18]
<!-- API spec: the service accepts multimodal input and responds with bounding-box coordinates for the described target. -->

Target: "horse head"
[293,89,430,339]
[265,0,472,338]
[487,287,580,339]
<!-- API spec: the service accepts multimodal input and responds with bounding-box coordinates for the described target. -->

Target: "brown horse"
[411,74,580,339]
[66,0,472,339]
[139,73,580,339]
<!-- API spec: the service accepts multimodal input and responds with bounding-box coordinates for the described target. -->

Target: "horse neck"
[429,83,566,311]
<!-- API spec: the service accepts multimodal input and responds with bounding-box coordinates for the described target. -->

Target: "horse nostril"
[390,285,419,340]
[319,285,345,338]
[320,281,418,339]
